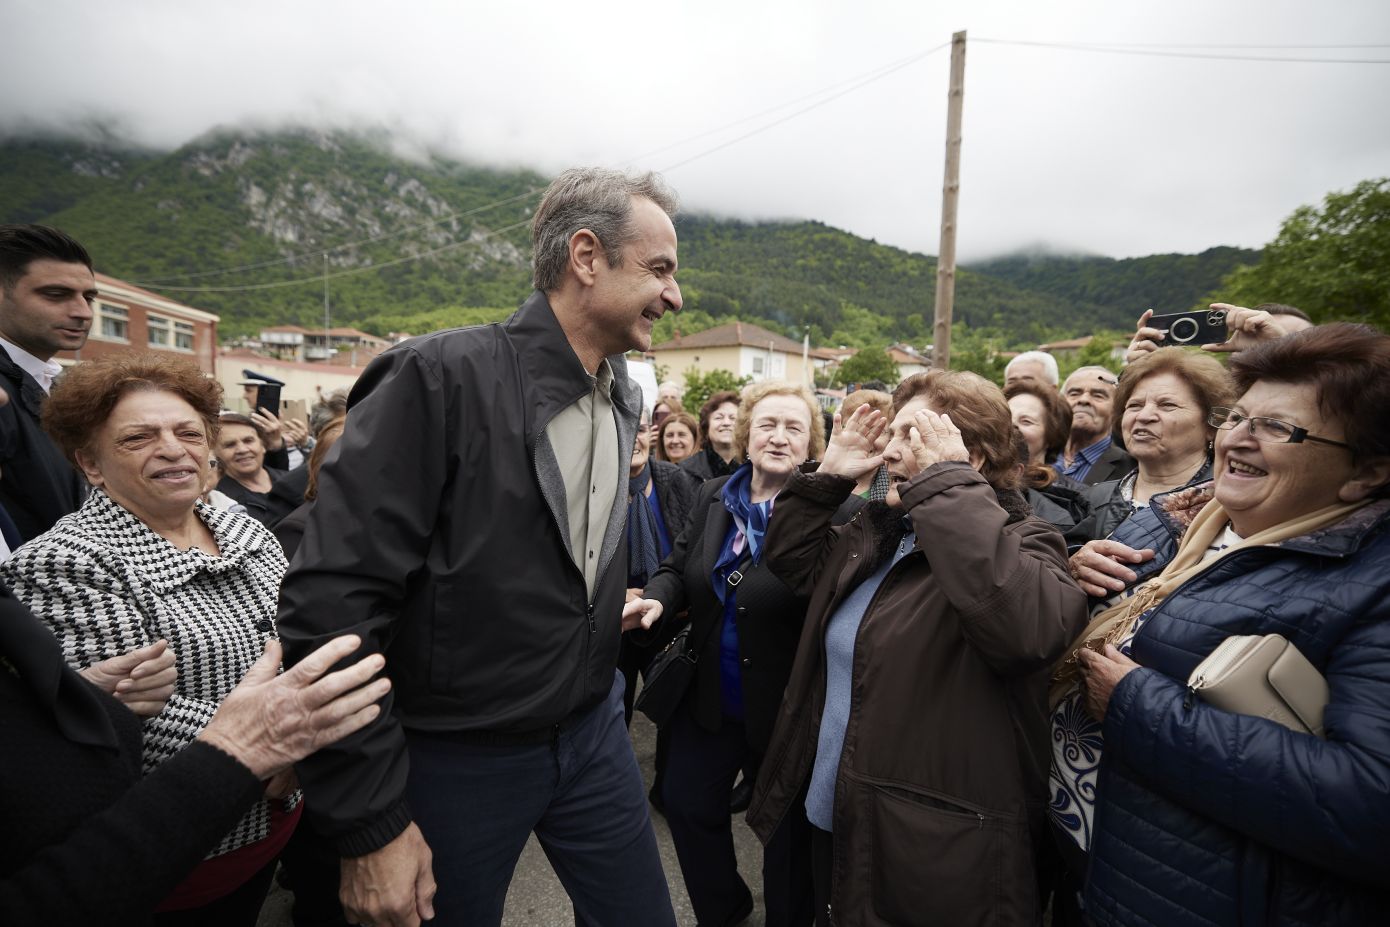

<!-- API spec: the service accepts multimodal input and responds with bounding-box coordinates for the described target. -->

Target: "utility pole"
[322,253,331,362]
[932,30,967,370]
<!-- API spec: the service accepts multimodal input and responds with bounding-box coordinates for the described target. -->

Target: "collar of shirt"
[592,357,615,396]
[0,336,63,394]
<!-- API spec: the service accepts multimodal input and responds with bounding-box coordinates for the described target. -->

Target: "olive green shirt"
[545,359,619,599]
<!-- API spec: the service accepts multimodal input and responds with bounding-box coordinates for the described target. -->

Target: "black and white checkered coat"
[0,488,292,858]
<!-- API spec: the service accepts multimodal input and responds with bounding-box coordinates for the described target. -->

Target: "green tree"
[1057,331,1125,382]
[681,368,751,412]
[1209,178,1390,328]
[837,346,899,387]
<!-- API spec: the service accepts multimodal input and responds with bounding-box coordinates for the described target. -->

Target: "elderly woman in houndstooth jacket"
[0,353,294,927]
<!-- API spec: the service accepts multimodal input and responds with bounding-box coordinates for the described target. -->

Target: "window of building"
[752,355,765,375]
[147,315,172,348]
[174,321,195,351]
[96,303,129,342]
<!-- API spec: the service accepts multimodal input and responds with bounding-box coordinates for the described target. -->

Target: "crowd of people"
[1,166,1387,927]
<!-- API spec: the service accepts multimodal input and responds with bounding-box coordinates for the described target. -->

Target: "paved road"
[257,711,768,926]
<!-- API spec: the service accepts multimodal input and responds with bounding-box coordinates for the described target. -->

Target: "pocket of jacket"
[869,785,1005,927]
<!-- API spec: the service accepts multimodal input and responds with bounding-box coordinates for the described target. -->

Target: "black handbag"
[633,624,699,726]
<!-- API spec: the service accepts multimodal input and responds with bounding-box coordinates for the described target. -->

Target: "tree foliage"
[836,346,900,387]
[680,368,751,413]
[1209,179,1389,329]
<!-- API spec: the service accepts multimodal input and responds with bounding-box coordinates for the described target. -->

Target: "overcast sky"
[5,0,1388,261]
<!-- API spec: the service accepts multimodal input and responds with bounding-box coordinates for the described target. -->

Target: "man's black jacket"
[276,292,642,856]
[0,347,86,542]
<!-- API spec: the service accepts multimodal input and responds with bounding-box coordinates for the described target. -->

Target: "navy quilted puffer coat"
[1084,482,1390,926]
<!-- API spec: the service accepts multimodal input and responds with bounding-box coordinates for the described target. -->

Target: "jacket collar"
[0,343,49,415]
[81,489,270,593]
[503,290,640,435]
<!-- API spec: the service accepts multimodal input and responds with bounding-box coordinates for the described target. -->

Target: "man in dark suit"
[0,225,95,544]
[1055,365,1134,486]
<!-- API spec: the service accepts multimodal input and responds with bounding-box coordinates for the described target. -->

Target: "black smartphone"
[254,383,282,416]
[1150,308,1228,346]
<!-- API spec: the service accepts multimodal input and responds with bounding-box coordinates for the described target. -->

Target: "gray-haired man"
[278,169,683,927]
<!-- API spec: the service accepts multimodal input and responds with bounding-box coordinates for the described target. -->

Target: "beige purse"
[1186,634,1329,737]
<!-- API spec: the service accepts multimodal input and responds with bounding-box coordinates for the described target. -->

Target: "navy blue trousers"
[405,671,676,927]
[663,707,815,927]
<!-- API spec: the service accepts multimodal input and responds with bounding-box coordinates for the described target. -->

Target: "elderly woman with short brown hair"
[631,380,842,927]
[0,353,296,925]
[740,370,1088,926]
[1053,323,1390,925]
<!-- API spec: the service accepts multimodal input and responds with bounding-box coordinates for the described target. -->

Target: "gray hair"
[1005,350,1060,386]
[531,168,679,293]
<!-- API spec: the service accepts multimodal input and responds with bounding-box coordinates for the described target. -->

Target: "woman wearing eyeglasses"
[1051,324,1390,926]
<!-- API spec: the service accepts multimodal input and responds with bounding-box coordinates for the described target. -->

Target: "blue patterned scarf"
[710,463,774,605]
[627,464,661,587]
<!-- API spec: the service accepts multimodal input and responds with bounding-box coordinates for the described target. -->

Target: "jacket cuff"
[336,800,414,858]
[895,460,979,510]
[785,468,856,506]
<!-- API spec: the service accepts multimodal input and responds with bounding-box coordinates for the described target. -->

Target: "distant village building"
[67,273,219,375]
[216,349,368,411]
[1036,335,1127,364]
[886,342,932,380]
[649,321,813,385]
[258,324,390,364]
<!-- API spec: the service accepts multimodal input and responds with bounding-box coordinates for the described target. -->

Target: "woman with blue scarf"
[638,382,856,927]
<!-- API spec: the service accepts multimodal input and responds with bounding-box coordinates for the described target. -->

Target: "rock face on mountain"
[1,127,1258,343]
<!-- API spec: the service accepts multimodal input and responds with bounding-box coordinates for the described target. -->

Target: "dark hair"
[304,416,346,502]
[1229,323,1390,465]
[655,411,700,462]
[215,412,267,446]
[697,390,740,448]
[1253,303,1313,323]
[1112,347,1235,443]
[42,353,221,468]
[1004,382,1073,463]
[892,370,1019,490]
[1014,427,1057,490]
[0,224,94,291]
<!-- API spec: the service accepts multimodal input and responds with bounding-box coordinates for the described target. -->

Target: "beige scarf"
[1049,496,1369,710]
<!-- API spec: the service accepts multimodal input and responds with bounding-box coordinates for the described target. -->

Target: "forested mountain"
[0,128,1260,347]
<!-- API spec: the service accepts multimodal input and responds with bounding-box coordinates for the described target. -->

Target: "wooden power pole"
[932,30,967,369]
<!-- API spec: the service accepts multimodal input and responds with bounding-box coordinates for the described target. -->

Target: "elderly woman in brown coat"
[747,370,1088,926]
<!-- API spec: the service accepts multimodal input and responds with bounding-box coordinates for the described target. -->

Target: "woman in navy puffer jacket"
[1061,324,1390,926]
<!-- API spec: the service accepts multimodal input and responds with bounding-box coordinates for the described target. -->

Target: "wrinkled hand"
[623,598,663,632]
[342,822,437,927]
[1078,643,1141,721]
[79,639,178,717]
[1068,539,1155,597]
[1202,303,1298,354]
[1124,309,1164,364]
[249,407,285,451]
[908,409,970,472]
[282,416,310,449]
[819,405,886,480]
[197,636,389,779]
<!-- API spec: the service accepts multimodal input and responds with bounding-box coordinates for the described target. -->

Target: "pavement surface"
[257,711,768,927]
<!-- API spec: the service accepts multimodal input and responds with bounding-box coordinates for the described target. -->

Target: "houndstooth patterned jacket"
[0,488,293,858]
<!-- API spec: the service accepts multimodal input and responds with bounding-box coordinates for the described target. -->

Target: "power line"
[974,37,1390,64]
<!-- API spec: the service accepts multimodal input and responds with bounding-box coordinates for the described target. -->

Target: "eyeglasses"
[1207,407,1351,449]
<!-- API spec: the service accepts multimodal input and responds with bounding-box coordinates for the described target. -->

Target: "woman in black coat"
[638,382,856,927]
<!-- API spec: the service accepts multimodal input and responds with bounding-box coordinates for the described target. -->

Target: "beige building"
[649,321,813,386]
[216,349,368,412]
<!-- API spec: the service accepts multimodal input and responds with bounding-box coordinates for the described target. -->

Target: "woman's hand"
[79,639,178,717]
[1202,303,1300,354]
[1124,309,1164,364]
[264,768,298,799]
[622,598,663,632]
[198,636,389,780]
[819,405,886,480]
[1068,539,1155,597]
[1078,643,1141,721]
[908,409,970,471]
[282,415,310,450]
[248,406,285,451]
